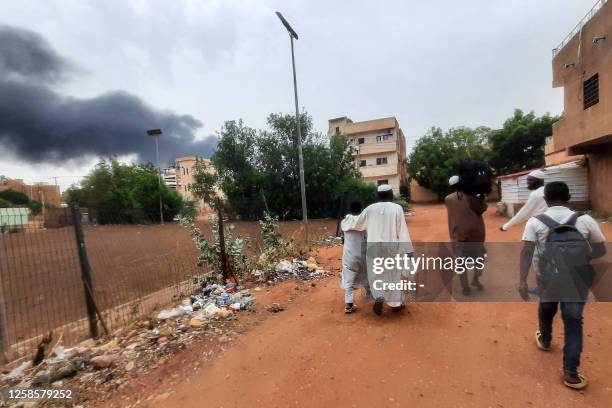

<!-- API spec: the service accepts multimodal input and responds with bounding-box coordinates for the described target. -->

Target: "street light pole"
[146,129,164,225]
[276,11,309,242]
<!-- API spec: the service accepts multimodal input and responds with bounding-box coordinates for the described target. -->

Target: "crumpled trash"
[268,303,284,313]
[157,308,180,320]
[275,260,293,273]
[266,258,332,283]
[6,361,32,380]
[203,303,221,317]
[157,305,192,320]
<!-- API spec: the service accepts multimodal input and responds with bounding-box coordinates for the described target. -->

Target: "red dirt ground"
[98,204,612,408]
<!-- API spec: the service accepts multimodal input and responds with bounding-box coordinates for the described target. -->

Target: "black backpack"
[457,160,492,196]
[535,212,594,301]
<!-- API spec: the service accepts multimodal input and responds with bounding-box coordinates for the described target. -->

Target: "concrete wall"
[409,179,438,203]
[0,178,61,206]
[588,144,612,216]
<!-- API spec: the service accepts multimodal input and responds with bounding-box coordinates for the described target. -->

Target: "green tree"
[488,109,558,175]
[212,112,361,220]
[0,189,30,205]
[189,158,219,206]
[408,127,490,200]
[68,158,182,224]
[0,198,12,208]
[28,200,43,215]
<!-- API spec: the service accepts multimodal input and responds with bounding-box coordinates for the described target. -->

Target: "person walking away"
[343,184,413,316]
[445,175,487,296]
[501,169,547,231]
[519,181,606,389]
[339,201,368,314]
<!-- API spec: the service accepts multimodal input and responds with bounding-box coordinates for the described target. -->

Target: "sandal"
[564,373,588,390]
[344,304,357,314]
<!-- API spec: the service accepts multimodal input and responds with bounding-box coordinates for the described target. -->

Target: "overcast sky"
[0,0,594,190]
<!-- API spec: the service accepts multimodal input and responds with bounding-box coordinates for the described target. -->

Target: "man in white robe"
[501,169,547,231]
[345,184,414,315]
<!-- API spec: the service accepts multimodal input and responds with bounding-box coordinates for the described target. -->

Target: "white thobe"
[339,215,367,303]
[502,186,547,230]
[345,202,414,306]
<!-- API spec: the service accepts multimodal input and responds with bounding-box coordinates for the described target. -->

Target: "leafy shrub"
[0,198,12,208]
[0,190,29,205]
[28,200,43,215]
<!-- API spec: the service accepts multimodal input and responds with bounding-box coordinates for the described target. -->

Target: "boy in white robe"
[339,201,368,313]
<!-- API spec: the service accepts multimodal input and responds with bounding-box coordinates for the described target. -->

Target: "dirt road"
[104,205,612,408]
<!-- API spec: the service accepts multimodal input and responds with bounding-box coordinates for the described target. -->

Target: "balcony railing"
[552,0,607,57]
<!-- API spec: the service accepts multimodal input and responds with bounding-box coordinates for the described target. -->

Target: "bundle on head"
[457,160,492,196]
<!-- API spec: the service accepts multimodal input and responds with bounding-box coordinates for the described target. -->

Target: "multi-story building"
[545,0,612,215]
[163,156,215,203]
[0,177,61,206]
[162,167,179,192]
[328,116,409,194]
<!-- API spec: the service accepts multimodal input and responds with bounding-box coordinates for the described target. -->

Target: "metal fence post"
[70,203,99,339]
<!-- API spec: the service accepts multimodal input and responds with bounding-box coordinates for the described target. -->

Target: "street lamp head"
[275,12,299,40]
[146,129,162,136]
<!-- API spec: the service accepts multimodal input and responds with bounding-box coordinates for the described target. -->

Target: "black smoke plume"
[0,25,217,165]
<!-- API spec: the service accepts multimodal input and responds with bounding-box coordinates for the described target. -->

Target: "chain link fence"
[0,199,340,362]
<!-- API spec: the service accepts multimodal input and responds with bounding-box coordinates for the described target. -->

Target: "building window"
[358,137,365,144]
[182,167,186,175]
[359,160,367,167]
[377,179,389,186]
[583,73,599,110]
[376,157,388,165]
[376,134,392,142]
[335,126,340,134]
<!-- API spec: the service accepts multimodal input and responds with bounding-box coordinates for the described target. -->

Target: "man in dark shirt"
[445,175,487,296]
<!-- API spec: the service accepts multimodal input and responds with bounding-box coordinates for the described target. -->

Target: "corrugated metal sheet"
[500,161,588,204]
[0,208,30,226]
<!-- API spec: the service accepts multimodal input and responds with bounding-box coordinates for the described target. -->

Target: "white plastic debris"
[275,260,293,273]
[6,361,32,380]
[203,303,221,317]
[156,308,179,320]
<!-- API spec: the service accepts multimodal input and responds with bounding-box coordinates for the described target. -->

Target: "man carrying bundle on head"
[445,160,491,296]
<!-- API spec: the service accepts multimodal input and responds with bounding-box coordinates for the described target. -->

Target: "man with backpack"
[519,181,606,390]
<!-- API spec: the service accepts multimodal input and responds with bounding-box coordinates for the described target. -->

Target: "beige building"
[164,156,215,202]
[545,0,612,215]
[0,177,61,206]
[328,116,409,194]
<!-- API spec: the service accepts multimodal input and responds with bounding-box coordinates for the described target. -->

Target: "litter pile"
[252,257,333,283]
[0,256,332,405]
[156,282,254,322]
[0,282,254,402]
[312,235,343,246]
